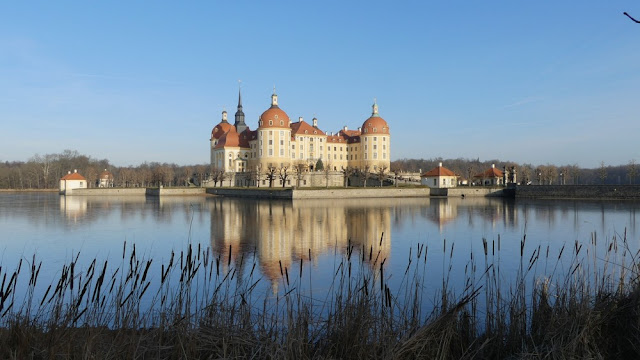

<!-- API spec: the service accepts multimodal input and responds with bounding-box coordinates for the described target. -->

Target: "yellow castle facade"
[210,90,391,181]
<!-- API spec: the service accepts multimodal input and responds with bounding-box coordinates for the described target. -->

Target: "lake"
[1,192,639,311]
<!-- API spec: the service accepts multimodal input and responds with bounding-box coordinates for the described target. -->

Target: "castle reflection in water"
[54,194,639,293]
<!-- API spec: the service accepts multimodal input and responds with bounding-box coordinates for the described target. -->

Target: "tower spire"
[237,80,243,109]
[271,85,279,107]
[234,81,247,132]
[372,98,379,117]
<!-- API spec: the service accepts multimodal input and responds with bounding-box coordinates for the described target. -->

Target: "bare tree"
[85,167,99,188]
[599,161,608,184]
[342,166,355,187]
[377,166,388,187]
[278,166,290,188]
[628,160,637,185]
[294,162,307,187]
[323,162,332,188]
[360,165,371,187]
[265,166,277,188]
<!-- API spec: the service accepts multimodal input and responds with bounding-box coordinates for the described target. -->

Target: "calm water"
[1,193,639,303]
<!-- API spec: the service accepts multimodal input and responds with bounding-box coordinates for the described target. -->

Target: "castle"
[209,89,391,187]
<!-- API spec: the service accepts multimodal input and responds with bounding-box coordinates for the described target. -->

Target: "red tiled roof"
[474,167,504,178]
[290,120,325,136]
[421,165,457,177]
[215,128,251,149]
[61,172,86,181]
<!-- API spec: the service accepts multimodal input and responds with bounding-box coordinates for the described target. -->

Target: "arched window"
[269,120,273,126]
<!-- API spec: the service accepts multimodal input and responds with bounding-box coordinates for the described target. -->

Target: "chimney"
[439,162,443,167]
[343,126,348,132]
[299,116,303,122]
[312,117,318,127]
[74,169,77,173]
[358,127,362,132]
[491,164,495,168]
[68,171,71,174]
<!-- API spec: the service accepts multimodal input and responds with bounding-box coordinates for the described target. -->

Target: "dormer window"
[280,120,284,126]
[373,128,377,133]
[269,120,273,126]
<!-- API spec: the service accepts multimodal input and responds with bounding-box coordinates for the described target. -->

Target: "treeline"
[391,157,639,185]
[0,150,210,189]
[2,151,638,189]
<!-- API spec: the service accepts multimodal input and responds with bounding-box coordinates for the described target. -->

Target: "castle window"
[269,140,273,145]
[300,153,303,159]
[280,149,284,156]
[373,153,377,159]
[374,137,377,141]
[383,153,386,159]
[305,130,308,134]
[383,144,386,150]
[364,153,367,160]
[260,120,263,126]
[292,144,295,149]
[364,129,367,133]
[269,149,273,156]
[269,120,273,126]
[373,128,377,133]
[314,131,317,134]
[280,120,284,126]
[280,140,284,145]
[280,131,284,137]
[373,145,377,150]
[275,115,278,119]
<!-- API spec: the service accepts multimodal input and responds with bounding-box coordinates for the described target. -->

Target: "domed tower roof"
[211,110,235,140]
[258,89,290,129]
[99,169,114,180]
[361,99,390,135]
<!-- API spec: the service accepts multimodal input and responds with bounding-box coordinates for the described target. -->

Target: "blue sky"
[1,1,639,168]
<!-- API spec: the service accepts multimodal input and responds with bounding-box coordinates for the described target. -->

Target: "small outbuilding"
[99,169,114,187]
[474,164,504,186]
[421,162,458,188]
[59,169,87,194]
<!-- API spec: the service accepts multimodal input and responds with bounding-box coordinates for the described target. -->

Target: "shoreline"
[3,185,640,200]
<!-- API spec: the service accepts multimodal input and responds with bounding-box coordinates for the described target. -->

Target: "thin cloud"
[502,96,543,109]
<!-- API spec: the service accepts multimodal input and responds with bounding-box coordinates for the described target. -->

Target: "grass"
[1,232,640,359]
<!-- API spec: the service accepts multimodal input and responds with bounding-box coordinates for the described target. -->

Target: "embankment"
[68,188,207,196]
[515,185,640,199]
